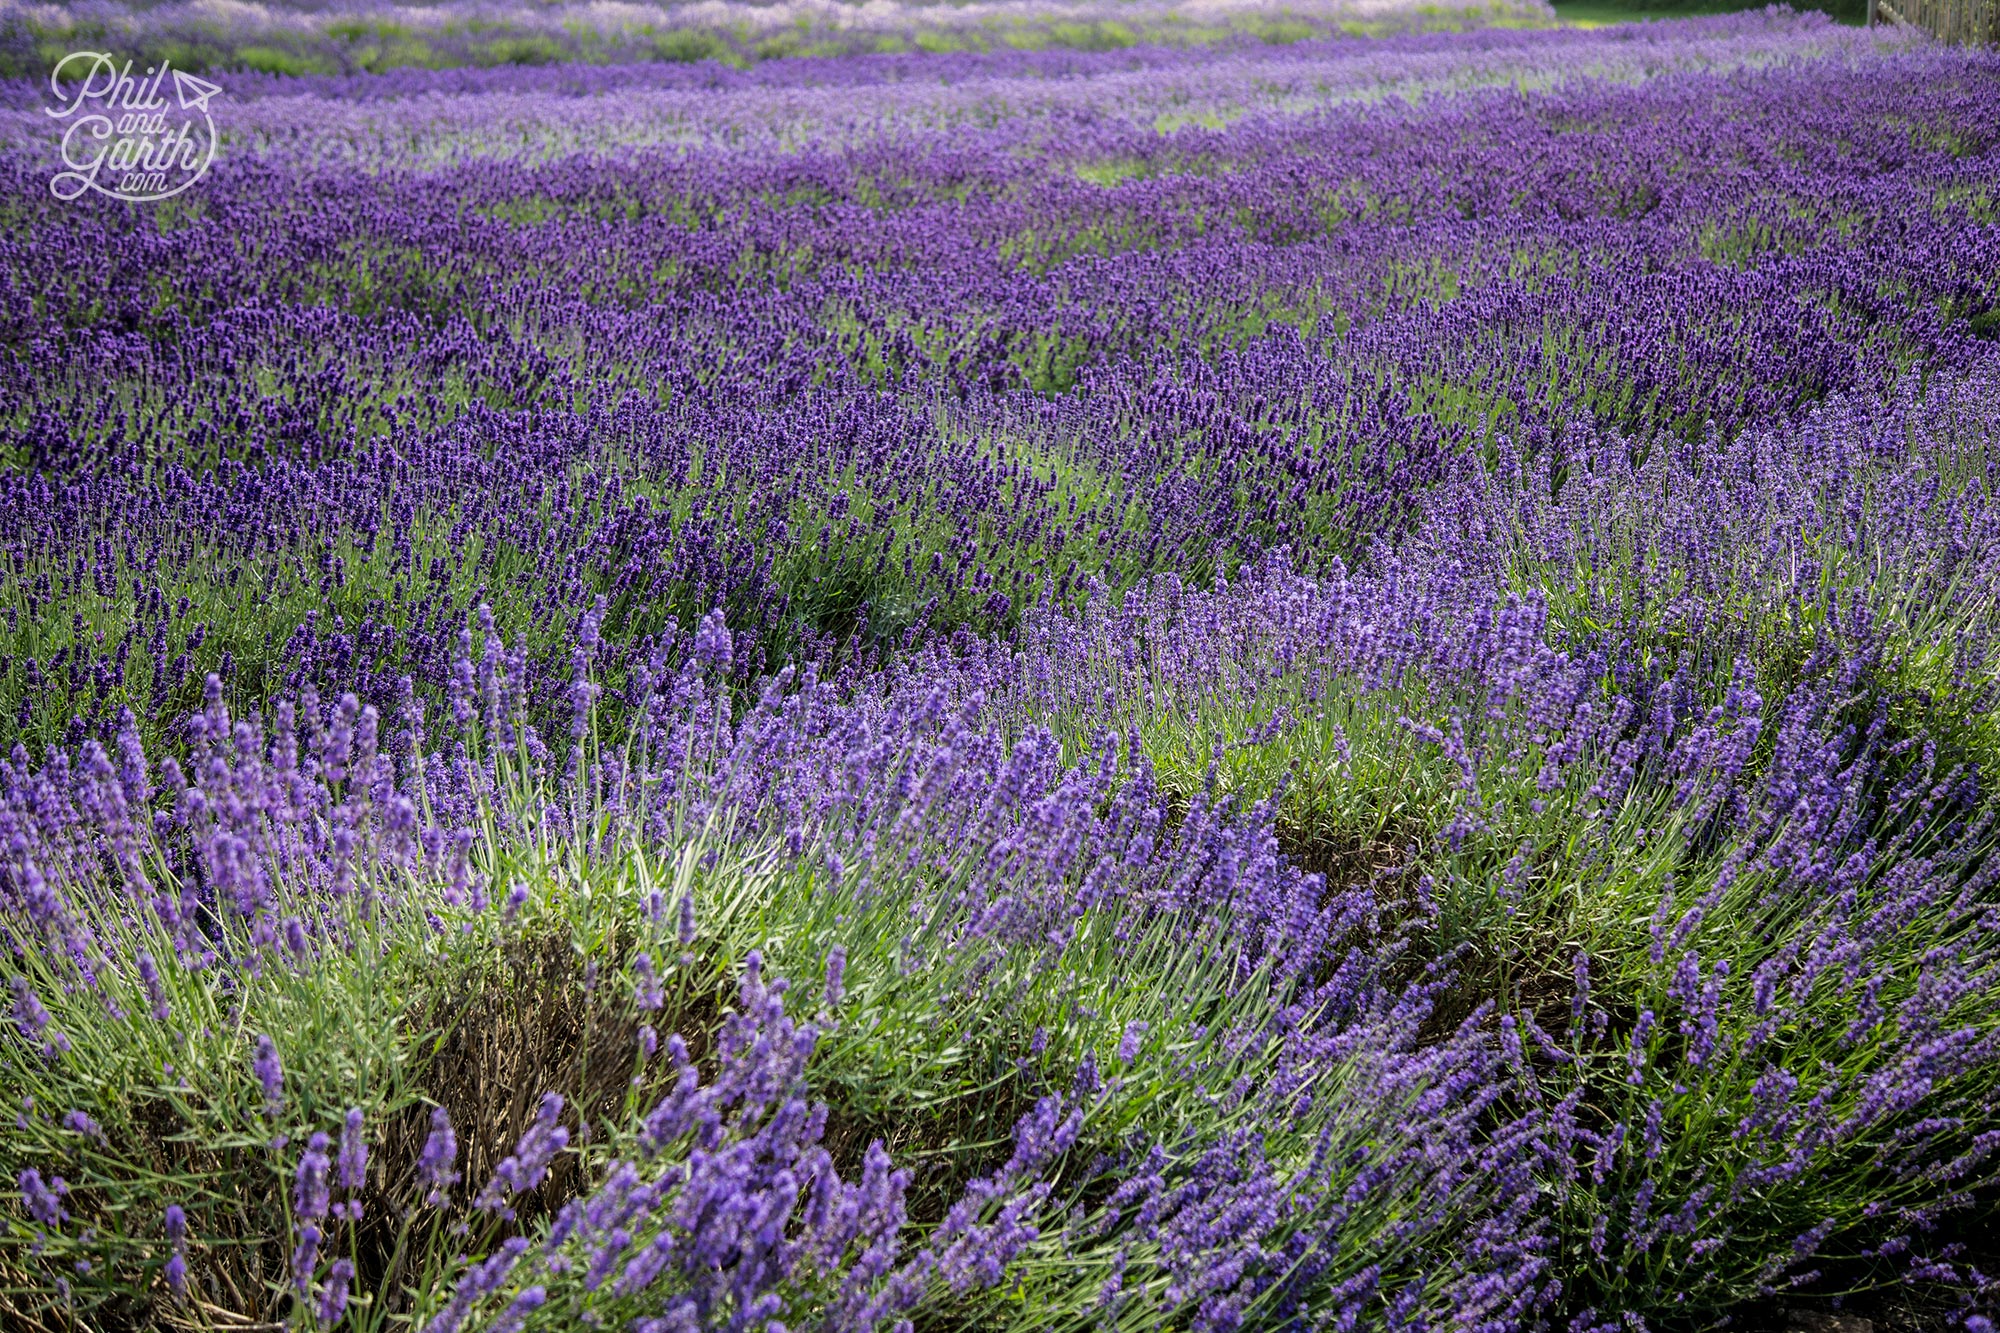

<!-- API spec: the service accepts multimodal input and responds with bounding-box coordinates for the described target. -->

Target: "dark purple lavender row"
[2,33,1996,750]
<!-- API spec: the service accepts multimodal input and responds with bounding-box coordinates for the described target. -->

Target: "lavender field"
[3,3,2000,1330]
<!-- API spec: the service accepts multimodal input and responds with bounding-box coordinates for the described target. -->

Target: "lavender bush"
[3,7,2000,1331]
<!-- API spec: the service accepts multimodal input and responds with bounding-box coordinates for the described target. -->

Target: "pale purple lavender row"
[12,13,1881,162]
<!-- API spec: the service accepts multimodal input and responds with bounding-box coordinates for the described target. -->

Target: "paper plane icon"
[172,69,221,113]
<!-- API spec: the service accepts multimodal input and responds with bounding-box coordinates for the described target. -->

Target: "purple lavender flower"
[420,1106,460,1207]
[163,1203,190,1295]
[633,953,664,1011]
[490,1286,548,1333]
[11,979,69,1058]
[474,1094,568,1215]
[253,1035,284,1118]
[1004,1096,1083,1177]
[19,1168,67,1228]
[425,1236,529,1333]
[824,945,847,1011]
[137,951,170,1021]
[318,1258,354,1325]
[295,1132,332,1222]
[692,609,733,671]
[1115,1021,1147,1066]
[292,1222,322,1294]
[338,1108,367,1192]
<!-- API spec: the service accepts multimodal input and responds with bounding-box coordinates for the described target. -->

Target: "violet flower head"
[1005,1095,1084,1177]
[692,608,733,670]
[253,1035,284,1118]
[295,1132,333,1223]
[19,1168,67,1228]
[318,1258,354,1325]
[491,1286,548,1333]
[1116,1021,1148,1066]
[137,950,170,1021]
[824,944,847,1011]
[291,1222,321,1293]
[474,1093,568,1214]
[419,1106,460,1207]
[163,1202,191,1294]
[12,978,69,1057]
[634,953,664,1011]
[425,1236,529,1333]
[338,1108,368,1192]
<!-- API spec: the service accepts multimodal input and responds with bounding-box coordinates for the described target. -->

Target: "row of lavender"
[8,408,2000,1325]
[0,0,1556,81]
[3,16,1995,750]
[4,11,2000,1331]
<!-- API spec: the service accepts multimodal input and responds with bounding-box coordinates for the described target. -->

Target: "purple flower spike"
[19,1168,67,1228]
[1115,1021,1148,1066]
[420,1106,460,1207]
[162,1203,190,1295]
[12,979,69,1058]
[491,1286,548,1333]
[318,1258,354,1325]
[253,1035,284,1118]
[692,609,733,671]
[291,1223,321,1294]
[137,951,170,1021]
[634,953,664,1011]
[475,1095,568,1214]
[824,945,847,1011]
[339,1108,368,1193]
[295,1132,332,1222]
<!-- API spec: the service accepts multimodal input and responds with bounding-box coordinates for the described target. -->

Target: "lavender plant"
[4,8,2000,1331]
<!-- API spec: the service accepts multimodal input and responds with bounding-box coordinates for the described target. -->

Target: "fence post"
[1867,0,1877,24]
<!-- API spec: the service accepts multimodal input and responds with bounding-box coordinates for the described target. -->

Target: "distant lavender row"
[1,13,1911,159]
[0,0,1555,81]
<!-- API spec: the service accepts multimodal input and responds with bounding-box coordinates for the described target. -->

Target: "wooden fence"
[1873,0,2000,45]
